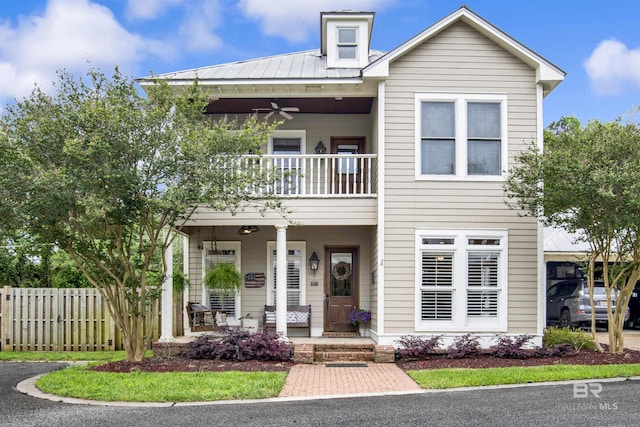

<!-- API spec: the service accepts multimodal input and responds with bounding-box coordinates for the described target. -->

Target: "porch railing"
[240,154,377,197]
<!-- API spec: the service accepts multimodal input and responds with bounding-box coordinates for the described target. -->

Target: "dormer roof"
[320,10,375,55]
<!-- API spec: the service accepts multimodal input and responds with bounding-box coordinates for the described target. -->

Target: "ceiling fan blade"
[279,110,294,120]
[281,107,299,112]
[271,102,279,110]
[264,111,275,120]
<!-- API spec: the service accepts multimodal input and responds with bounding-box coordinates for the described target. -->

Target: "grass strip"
[408,364,640,389]
[0,351,140,362]
[36,365,287,402]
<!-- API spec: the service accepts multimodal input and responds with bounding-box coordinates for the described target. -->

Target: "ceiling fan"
[253,101,300,120]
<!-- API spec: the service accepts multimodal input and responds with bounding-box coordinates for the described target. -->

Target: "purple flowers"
[348,308,371,326]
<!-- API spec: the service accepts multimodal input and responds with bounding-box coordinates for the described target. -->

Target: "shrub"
[543,327,596,351]
[491,334,533,359]
[396,335,442,360]
[535,343,577,358]
[447,334,481,359]
[185,328,292,362]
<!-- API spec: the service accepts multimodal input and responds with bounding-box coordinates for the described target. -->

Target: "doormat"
[326,362,368,368]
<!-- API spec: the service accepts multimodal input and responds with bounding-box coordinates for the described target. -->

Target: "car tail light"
[577,309,585,315]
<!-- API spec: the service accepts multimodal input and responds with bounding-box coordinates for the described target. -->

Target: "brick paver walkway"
[278,363,422,397]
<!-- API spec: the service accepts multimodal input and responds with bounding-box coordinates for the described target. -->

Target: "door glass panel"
[330,253,353,297]
[338,144,359,174]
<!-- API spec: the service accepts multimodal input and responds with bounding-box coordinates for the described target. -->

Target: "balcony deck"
[187,153,378,226]
[242,154,377,197]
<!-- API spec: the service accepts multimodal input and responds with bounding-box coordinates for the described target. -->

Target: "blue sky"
[1,0,639,125]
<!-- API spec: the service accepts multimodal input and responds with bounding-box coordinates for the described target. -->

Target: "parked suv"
[547,279,629,328]
[626,282,640,329]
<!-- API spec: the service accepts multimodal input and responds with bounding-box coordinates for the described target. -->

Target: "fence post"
[1,286,8,350]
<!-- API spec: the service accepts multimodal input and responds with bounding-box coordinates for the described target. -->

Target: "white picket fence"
[0,286,162,352]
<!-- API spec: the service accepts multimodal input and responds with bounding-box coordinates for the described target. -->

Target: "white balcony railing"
[239,154,377,197]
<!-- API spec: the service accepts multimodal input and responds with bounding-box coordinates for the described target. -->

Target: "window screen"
[421,102,455,174]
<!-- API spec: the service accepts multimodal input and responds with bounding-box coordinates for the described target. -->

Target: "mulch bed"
[396,348,640,370]
[91,357,294,373]
[91,348,640,373]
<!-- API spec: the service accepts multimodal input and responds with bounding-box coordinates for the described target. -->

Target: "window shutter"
[271,249,302,305]
[421,290,453,320]
[421,253,453,320]
[467,253,499,317]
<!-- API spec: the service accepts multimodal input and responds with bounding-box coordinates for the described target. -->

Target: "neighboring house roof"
[144,49,386,82]
[544,227,590,254]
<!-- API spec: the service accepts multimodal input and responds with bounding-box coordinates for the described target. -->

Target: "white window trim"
[414,93,508,181]
[415,230,508,332]
[266,241,306,306]
[202,241,242,325]
[268,130,306,154]
[326,21,369,68]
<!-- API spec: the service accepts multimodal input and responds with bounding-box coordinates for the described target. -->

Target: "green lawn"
[407,364,640,389]
[36,365,287,402]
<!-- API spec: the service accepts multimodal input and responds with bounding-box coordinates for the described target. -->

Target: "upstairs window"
[269,130,305,195]
[416,94,507,180]
[467,102,501,175]
[337,27,358,60]
[420,102,456,175]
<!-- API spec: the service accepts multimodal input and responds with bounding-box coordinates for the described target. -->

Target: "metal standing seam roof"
[145,49,387,81]
[544,227,591,253]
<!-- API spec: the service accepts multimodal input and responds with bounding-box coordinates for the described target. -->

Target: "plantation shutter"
[467,252,499,317]
[206,250,238,318]
[271,249,302,305]
[420,253,453,320]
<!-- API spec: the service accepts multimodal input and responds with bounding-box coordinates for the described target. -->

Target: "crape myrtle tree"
[0,68,283,361]
[505,115,640,353]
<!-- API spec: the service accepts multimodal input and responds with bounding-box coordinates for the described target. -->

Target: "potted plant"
[348,308,372,336]
[204,262,242,324]
[239,313,259,333]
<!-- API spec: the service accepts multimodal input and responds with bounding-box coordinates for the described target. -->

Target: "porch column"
[159,231,174,342]
[182,233,190,334]
[275,224,288,337]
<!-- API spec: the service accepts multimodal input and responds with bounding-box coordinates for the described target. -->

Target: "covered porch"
[159,223,377,343]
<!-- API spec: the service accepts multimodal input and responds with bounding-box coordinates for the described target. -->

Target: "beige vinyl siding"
[188,198,377,226]
[383,21,539,334]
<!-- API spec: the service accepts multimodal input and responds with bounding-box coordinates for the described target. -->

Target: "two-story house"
[139,6,564,347]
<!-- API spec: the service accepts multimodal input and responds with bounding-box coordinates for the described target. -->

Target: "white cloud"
[126,0,185,20]
[179,0,223,52]
[0,0,173,102]
[238,0,394,43]
[584,39,640,95]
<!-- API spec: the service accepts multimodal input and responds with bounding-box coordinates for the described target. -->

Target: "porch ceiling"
[204,97,374,115]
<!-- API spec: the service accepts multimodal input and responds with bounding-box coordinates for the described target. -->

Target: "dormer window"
[337,28,358,60]
[321,11,374,69]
